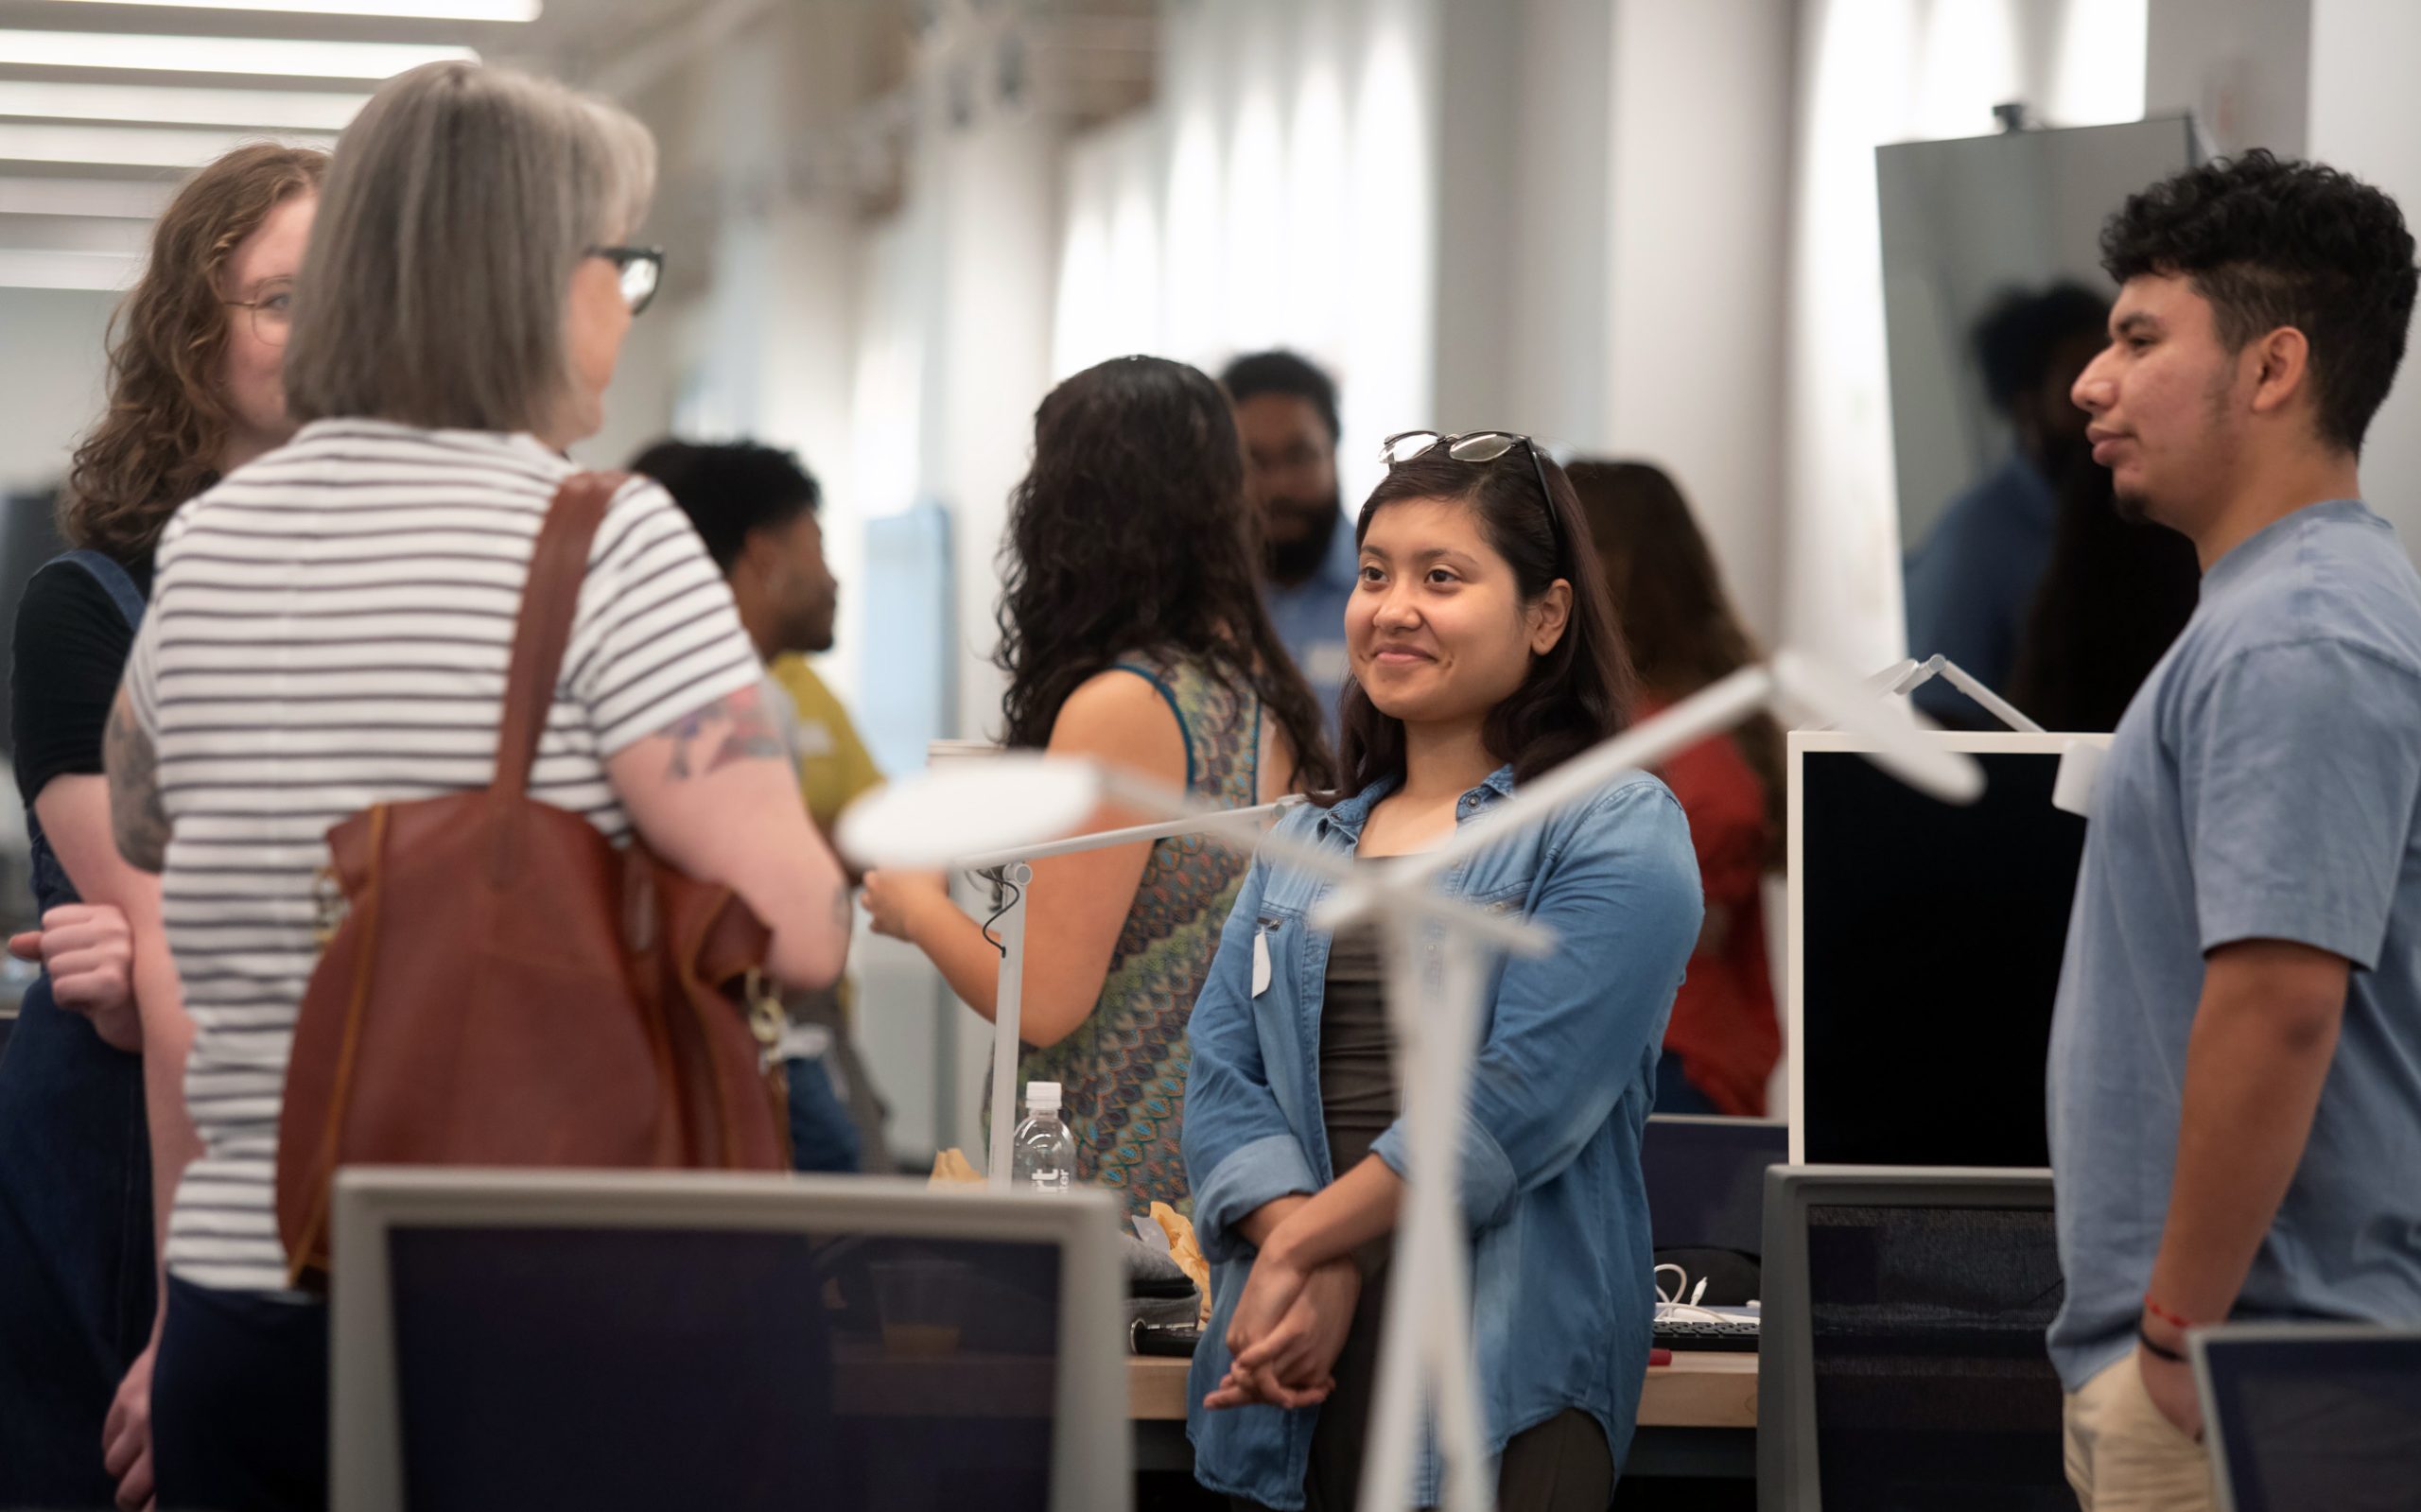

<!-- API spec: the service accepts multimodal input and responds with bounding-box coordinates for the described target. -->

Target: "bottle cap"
[1025,1080,1061,1112]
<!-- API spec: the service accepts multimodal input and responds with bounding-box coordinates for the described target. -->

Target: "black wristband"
[2136,1322,2186,1364]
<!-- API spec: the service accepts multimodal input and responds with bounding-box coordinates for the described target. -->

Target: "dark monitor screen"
[2204,1333,2421,1512]
[1800,748,2086,1167]
[387,1225,1062,1512]
[1807,1200,2068,1511]
[1643,1117,1786,1256]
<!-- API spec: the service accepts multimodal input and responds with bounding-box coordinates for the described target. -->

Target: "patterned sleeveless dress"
[989,651,1261,1218]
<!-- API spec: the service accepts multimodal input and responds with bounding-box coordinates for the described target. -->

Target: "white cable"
[1653,1262,1736,1324]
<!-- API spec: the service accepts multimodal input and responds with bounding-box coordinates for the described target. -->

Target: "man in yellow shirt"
[766,653,882,835]
[631,439,888,1171]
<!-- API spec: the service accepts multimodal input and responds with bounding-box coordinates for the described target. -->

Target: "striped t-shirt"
[123,418,762,1293]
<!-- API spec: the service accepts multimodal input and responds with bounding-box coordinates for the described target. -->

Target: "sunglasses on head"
[1379,429,1564,559]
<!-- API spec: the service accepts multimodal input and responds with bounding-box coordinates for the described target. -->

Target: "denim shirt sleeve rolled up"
[1180,766,1702,1509]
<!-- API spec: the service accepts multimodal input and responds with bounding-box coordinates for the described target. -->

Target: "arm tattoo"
[662,685,789,780]
[104,692,170,873]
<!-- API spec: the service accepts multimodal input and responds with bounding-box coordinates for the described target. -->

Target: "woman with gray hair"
[104,61,850,1508]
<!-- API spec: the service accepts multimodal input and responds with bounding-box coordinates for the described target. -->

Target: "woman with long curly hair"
[0,141,322,1511]
[862,355,1333,1214]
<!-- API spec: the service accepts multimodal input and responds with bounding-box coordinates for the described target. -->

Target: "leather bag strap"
[487,472,626,884]
[494,472,626,802]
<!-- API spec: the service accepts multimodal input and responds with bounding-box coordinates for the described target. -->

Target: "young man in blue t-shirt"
[2049,152,2421,1511]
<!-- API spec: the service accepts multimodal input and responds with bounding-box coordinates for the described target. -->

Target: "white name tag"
[1252,930,1273,997]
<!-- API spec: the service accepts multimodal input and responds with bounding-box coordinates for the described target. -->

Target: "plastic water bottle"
[1010,1081,1076,1195]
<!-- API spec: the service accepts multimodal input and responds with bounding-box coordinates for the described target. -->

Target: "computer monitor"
[331,1169,1131,1512]
[1786,730,2106,1166]
[1758,1164,2066,1512]
[1643,1115,1787,1257]
[2193,1323,2421,1512]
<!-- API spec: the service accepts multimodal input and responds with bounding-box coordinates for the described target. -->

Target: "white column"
[2308,0,2421,559]
[1604,0,1795,641]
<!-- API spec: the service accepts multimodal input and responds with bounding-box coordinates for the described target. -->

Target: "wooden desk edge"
[1127,1350,1754,1429]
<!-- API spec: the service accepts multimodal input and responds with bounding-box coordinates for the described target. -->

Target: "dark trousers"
[0,976,155,1509]
[1232,1253,1615,1512]
[152,1275,328,1512]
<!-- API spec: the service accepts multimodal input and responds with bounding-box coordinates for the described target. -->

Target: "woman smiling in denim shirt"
[1181,435,1702,1511]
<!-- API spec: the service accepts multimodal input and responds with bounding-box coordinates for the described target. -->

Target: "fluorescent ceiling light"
[0,30,475,80]
[52,0,537,18]
[0,81,367,130]
[0,120,336,167]
[0,247,137,290]
[0,173,176,217]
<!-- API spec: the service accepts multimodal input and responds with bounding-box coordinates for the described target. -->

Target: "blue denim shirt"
[1180,765,1702,1508]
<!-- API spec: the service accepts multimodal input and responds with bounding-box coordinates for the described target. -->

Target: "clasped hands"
[1203,1227,1363,1413]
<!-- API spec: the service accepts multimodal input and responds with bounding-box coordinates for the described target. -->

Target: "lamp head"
[1771,650,1985,804]
[836,753,1104,869]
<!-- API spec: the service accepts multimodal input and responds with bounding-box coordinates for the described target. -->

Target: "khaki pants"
[2064,1352,2217,1512]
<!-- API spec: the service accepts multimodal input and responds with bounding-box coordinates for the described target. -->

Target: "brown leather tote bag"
[274,472,790,1286]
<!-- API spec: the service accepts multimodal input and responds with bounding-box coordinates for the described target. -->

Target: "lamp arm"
[953,796,1304,871]
[1388,665,1777,892]
[1089,771,1554,955]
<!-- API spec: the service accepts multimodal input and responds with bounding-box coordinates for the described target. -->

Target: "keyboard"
[1652,1316,1761,1354]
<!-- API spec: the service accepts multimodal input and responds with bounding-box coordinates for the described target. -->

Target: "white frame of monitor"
[1755,1162,2056,1511]
[2189,1320,2421,1512]
[330,1168,1132,1512]
[1785,728,2110,1163]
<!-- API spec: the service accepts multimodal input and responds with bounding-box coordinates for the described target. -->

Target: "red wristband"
[2143,1295,2197,1331]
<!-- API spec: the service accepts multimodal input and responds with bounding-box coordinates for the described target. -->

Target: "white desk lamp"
[839,651,1982,1511]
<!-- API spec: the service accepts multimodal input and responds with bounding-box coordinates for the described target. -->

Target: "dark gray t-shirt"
[2047,499,2421,1388]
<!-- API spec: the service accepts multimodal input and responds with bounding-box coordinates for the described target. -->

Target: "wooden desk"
[1638,1352,1758,1430]
[1129,1355,1192,1421]
[1128,1350,1755,1429]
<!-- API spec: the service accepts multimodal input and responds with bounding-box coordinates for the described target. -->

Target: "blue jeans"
[786,1056,862,1174]
[0,830,155,1507]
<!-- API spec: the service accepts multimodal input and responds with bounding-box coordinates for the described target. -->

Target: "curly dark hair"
[1327,443,1635,801]
[2099,149,2419,454]
[1569,459,1782,868]
[629,438,819,572]
[993,356,1335,791]
[63,142,326,561]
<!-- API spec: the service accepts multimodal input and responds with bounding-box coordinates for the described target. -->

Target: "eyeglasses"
[587,245,665,315]
[223,283,295,346]
[1378,429,1564,558]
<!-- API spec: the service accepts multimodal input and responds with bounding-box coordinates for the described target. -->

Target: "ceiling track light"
[0,80,368,130]
[0,29,478,81]
[0,120,338,168]
[46,0,539,20]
